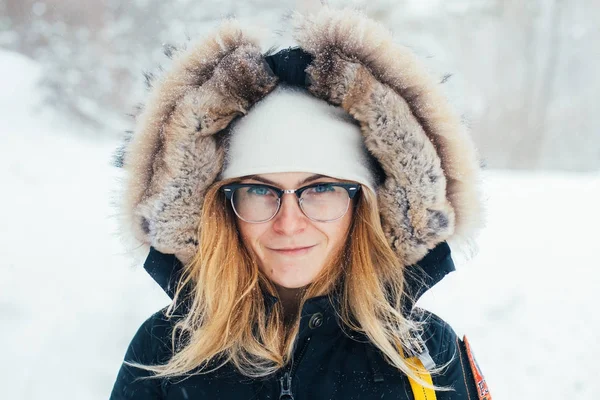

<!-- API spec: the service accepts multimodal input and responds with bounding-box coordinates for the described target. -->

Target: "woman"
[111,8,489,400]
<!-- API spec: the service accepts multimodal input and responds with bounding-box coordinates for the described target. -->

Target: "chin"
[268,266,317,290]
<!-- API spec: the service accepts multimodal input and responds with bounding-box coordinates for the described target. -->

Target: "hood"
[118,7,484,267]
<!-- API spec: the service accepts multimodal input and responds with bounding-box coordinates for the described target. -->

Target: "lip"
[269,245,316,256]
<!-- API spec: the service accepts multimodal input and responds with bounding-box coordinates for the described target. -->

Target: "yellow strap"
[405,356,437,400]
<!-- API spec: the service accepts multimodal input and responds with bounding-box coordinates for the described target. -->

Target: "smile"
[269,245,316,256]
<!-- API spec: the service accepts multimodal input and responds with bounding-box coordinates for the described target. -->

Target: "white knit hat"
[221,85,377,192]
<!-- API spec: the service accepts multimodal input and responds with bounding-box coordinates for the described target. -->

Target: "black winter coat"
[110,243,484,399]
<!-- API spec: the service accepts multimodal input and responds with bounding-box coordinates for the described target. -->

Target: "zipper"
[279,371,293,400]
[278,336,312,400]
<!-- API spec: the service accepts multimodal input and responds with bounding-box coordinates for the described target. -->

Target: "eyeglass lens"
[231,184,351,223]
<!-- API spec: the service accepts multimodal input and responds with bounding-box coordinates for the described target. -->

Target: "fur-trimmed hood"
[118,7,484,266]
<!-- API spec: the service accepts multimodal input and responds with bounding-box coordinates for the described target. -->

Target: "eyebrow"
[244,174,327,187]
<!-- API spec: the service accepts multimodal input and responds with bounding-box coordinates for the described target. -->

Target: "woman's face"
[235,172,353,289]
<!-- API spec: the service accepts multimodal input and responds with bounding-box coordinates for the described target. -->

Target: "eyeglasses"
[221,182,361,223]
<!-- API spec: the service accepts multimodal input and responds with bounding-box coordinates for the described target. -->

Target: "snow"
[418,171,600,398]
[1,49,598,399]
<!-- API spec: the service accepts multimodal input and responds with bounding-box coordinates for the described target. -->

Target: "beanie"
[221,85,377,192]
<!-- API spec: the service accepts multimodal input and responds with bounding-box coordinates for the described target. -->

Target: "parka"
[110,242,485,399]
[111,7,490,400]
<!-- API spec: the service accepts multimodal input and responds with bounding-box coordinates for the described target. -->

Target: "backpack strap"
[401,334,437,400]
[404,355,437,400]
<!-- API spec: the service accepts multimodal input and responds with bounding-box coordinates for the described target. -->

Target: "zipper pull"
[279,371,294,400]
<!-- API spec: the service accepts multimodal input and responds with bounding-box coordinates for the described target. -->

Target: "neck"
[275,285,305,326]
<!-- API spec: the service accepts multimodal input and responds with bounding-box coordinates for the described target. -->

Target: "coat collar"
[144,241,455,320]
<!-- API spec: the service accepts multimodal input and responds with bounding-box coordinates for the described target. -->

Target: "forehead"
[241,172,342,187]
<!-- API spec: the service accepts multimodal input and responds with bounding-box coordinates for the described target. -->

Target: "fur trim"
[121,20,278,262]
[294,8,484,263]
[120,9,484,266]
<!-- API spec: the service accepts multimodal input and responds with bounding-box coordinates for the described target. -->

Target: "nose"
[271,193,307,235]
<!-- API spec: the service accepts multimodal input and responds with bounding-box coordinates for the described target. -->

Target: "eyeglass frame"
[221,182,361,223]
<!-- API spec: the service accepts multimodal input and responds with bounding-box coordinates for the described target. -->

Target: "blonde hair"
[130,178,447,388]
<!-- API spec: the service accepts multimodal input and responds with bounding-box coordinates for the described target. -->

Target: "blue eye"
[314,184,335,193]
[247,186,270,196]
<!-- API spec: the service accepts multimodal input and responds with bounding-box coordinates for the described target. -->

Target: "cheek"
[335,213,353,242]
[321,213,353,250]
[237,221,267,254]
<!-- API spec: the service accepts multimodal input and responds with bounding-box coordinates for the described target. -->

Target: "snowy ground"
[1,50,598,399]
